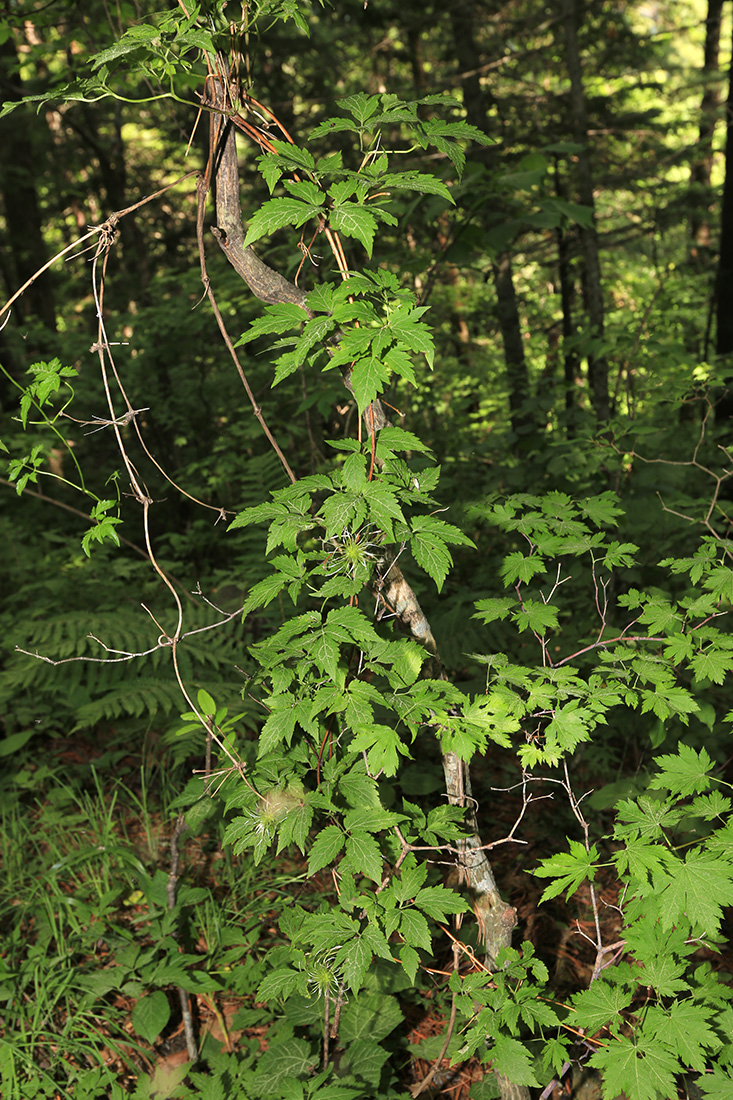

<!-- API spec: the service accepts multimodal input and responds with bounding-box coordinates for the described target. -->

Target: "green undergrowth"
[0,729,452,1100]
[0,735,283,1099]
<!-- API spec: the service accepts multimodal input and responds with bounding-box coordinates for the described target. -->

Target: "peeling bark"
[206,74,527,1100]
[206,77,389,432]
[375,548,529,1100]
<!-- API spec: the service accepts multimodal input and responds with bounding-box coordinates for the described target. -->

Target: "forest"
[2,1,733,1098]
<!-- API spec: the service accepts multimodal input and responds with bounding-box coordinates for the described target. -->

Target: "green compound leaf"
[649,743,714,796]
[308,825,344,875]
[255,1038,316,1092]
[344,832,383,882]
[534,839,599,903]
[658,850,733,935]
[243,196,324,248]
[590,1033,678,1100]
[490,1036,540,1088]
[330,203,378,258]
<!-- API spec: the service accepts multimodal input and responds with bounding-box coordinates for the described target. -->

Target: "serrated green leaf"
[255,1038,315,1091]
[330,204,378,257]
[309,116,361,139]
[242,571,292,616]
[244,197,323,248]
[414,885,468,920]
[691,646,733,684]
[646,1001,717,1072]
[573,982,634,1035]
[699,1065,733,1099]
[589,1033,678,1100]
[400,909,432,951]
[659,850,733,934]
[490,1036,540,1087]
[337,92,380,124]
[310,627,341,679]
[400,944,420,983]
[259,706,298,756]
[411,532,452,591]
[649,744,714,796]
[512,599,559,636]
[338,936,372,993]
[389,310,435,367]
[500,551,547,585]
[343,806,402,833]
[534,840,598,902]
[340,993,403,1043]
[339,1037,390,1086]
[257,968,302,1001]
[474,597,517,623]
[349,356,391,410]
[90,24,158,69]
[237,302,309,344]
[640,685,699,724]
[383,345,417,385]
[344,833,383,882]
[379,170,454,203]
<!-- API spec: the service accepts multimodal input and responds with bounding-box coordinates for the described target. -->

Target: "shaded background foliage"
[2,1,733,1097]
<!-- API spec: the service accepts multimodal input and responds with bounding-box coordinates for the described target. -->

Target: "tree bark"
[714,9,733,424]
[205,79,389,433]
[205,74,529,1100]
[716,12,733,363]
[448,0,535,442]
[690,0,724,256]
[0,35,56,333]
[561,0,610,421]
[376,552,530,1100]
[492,252,534,438]
[554,163,581,435]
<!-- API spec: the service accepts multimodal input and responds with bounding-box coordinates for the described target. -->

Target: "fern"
[1,588,257,736]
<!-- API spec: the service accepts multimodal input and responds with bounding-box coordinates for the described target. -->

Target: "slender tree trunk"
[715,9,733,422]
[562,0,609,421]
[690,0,724,256]
[554,163,581,436]
[492,253,533,438]
[0,36,56,332]
[67,103,151,292]
[449,0,535,442]
[208,71,531,1100]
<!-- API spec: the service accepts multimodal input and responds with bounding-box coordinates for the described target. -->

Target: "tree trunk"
[0,35,56,333]
[690,0,724,256]
[554,163,581,436]
[449,0,535,442]
[715,9,733,422]
[561,0,609,421]
[206,75,530,1100]
[492,252,534,438]
[716,10,733,358]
